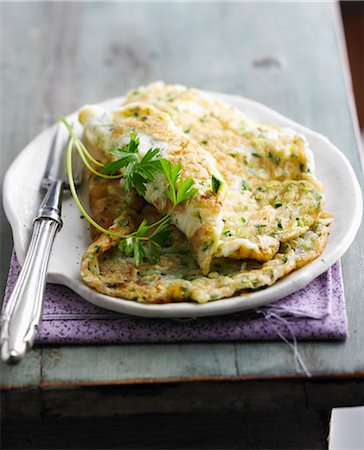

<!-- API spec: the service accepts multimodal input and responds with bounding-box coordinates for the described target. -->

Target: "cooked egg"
[78,82,332,303]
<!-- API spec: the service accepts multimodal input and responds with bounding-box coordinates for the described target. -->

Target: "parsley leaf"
[147,240,161,263]
[118,219,150,264]
[149,221,171,247]
[102,133,162,196]
[160,159,197,206]
[176,177,197,205]
[135,218,150,237]
[102,154,137,175]
[146,221,171,262]
[118,237,135,258]
[133,239,146,266]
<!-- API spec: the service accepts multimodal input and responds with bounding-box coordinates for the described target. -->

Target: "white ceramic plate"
[3,92,363,317]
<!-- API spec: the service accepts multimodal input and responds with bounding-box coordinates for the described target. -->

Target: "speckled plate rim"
[3,91,363,318]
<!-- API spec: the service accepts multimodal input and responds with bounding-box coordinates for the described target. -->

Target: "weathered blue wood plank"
[0,349,41,388]
[1,1,363,386]
[42,344,237,385]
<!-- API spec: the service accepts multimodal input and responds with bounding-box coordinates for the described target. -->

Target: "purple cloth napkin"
[3,252,348,344]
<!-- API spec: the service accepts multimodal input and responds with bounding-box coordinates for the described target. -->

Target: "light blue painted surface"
[0,1,363,387]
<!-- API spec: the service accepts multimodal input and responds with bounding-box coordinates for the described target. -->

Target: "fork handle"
[1,182,63,364]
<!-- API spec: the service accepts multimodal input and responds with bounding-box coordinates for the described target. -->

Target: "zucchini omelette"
[76,82,332,304]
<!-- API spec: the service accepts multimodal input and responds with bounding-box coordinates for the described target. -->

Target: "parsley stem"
[73,140,122,180]
[149,212,173,231]
[59,115,103,168]
[59,115,123,180]
[149,215,171,238]
[66,137,130,240]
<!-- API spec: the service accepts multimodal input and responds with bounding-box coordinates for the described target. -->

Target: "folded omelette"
[78,82,332,304]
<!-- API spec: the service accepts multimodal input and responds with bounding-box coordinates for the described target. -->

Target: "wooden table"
[1,2,363,449]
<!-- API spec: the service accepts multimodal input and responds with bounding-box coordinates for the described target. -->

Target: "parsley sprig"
[118,219,171,265]
[106,151,197,263]
[60,115,197,265]
[102,132,163,196]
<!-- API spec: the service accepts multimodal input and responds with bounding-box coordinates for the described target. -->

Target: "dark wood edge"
[334,2,364,180]
[2,370,364,391]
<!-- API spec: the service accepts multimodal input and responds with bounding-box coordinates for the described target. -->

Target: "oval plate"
[3,92,363,317]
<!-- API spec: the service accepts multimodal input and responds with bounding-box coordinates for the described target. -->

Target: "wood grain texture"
[0,349,41,389]
[0,1,363,391]
[41,344,237,385]
[3,379,363,419]
[2,412,329,449]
